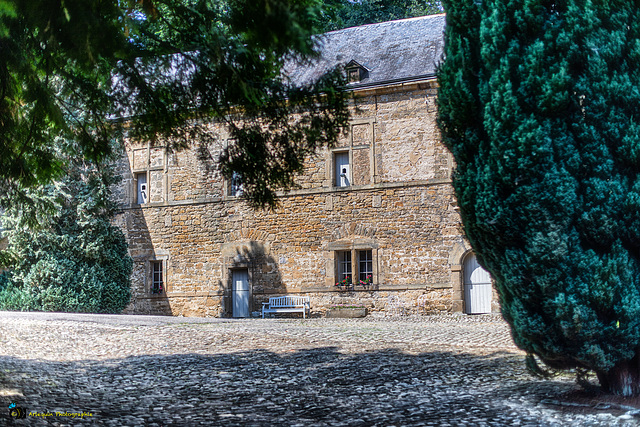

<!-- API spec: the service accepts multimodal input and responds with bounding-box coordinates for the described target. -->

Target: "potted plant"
[335,277,352,291]
[357,275,372,289]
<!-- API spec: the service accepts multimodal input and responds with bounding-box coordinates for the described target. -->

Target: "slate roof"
[286,14,446,89]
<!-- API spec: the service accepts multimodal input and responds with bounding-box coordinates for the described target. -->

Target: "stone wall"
[113,79,499,317]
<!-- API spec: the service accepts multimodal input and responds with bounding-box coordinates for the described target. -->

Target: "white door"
[335,152,350,187]
[232,269,250,318]
[463,254,492,314]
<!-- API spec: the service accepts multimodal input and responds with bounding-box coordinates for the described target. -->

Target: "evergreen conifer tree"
[438,0,640,395]
[0,147,132,313]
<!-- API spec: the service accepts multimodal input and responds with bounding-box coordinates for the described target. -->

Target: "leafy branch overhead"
[0,0,351,206]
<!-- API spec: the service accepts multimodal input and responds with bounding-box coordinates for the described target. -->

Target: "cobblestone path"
[0,312,639,426]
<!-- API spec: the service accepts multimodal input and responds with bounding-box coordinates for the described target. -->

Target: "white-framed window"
[151,261,164,294]
[229,172,243,197]
[136,172,148,205]
[338,251,352,283]
[334,152,350,187]
[358,250,373,282]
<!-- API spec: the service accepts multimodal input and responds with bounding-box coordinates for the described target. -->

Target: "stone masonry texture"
[111,78,494,318]
[112,78,498,318]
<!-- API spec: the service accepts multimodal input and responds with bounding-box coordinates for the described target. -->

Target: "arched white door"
[463,253,492,314]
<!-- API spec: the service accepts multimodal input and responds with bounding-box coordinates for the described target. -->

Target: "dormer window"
[345,60,369,84]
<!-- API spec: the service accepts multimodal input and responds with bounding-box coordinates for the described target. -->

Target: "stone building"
[113,14,497,317]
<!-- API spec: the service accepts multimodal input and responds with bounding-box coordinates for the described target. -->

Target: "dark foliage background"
[0,145,132,313]
[315,0,442,32]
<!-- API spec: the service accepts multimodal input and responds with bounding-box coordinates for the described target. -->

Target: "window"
[151,261,164,294]
[348,68,360,83]
[359,250,373,282]
[229,172,243,197]
[345,60,369,84]
[329,121,374,188]
[338,251,352,283]
[136,173,148,205]
[333,247,376,288]
[130,145,164,205]
[334,152,350,187]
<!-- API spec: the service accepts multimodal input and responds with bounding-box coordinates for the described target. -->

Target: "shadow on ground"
[0,347,592,426]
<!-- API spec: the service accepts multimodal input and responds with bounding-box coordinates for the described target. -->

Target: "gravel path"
[0,311,638,426]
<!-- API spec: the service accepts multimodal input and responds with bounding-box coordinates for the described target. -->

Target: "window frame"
[229,171,244,197]
[358,249,373,283]
[150,260,164,295]
[332,246,377,289]
[337,251,352,284]
[334,151,351,188]
[135,172,148,205]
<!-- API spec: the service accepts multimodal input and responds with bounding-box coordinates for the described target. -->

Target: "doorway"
[232,269,250,318]
[463,253,492,314]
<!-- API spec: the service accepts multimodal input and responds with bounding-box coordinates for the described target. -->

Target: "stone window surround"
[129,143,167,207]
[326,239,379,289]
[326,118,377,188]
[147,255,169,296]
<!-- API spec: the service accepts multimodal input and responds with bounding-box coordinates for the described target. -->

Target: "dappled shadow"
[222,240,285,317]
[0,347,595,426]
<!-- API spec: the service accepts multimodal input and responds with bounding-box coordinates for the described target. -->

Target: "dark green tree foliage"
[0,153,132,313]
[0,0,350,207]
[316,0,443,32]
[0,0,129,187]
[438,0,640,395]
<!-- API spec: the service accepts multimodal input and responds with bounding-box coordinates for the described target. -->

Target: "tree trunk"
[597,351,640,396]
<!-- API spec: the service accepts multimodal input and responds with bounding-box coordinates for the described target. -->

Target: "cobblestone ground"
[1,312,639,426]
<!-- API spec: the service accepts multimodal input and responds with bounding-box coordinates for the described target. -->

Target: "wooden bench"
[262,295,311,319]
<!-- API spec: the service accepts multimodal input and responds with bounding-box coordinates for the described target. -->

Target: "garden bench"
[262,295,311,319]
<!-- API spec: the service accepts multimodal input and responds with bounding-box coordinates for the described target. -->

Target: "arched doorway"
[463,252,492,314]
